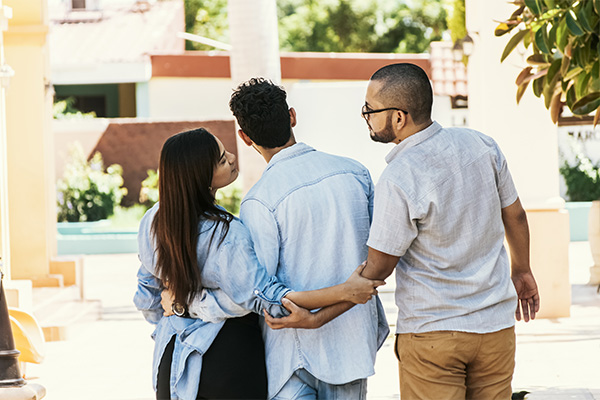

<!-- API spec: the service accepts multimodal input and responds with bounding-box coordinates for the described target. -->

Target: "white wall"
[147,77,235,120]
[466,0,562,209]
[288,81,469,183]
[286,81,393,182]
[145,76,470,185]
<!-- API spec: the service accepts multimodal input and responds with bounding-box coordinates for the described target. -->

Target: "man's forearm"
[362,247,400,280]
[502,198,531,274]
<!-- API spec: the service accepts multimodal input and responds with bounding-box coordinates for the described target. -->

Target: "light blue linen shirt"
[239,143,389,398]
[133,203,291,400]
[367,121,519,334]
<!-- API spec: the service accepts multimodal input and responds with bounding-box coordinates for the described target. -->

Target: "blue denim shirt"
[133,204,291,400]
[240,143,389,397]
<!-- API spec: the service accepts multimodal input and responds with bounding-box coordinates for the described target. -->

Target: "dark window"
[72,0,86,9]
[56,95,107,118]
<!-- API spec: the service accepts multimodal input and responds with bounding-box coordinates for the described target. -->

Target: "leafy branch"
[496,0,600,126]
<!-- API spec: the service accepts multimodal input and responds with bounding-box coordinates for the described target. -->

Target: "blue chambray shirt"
[133,203,291,400]
[367,121,519,334]
[239,143,389,398]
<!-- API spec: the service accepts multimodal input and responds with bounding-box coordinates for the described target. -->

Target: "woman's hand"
[264,298,320,330]
[161,288,175,317]
[342,262,386,304]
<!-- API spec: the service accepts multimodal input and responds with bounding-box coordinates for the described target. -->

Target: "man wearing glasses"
[358,63,540,399]
[268,63,540,399]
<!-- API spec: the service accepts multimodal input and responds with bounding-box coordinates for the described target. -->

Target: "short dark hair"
[229,77,291,148]
[370,63,433,124]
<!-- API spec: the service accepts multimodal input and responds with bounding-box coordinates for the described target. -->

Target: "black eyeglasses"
[361,105,408,122]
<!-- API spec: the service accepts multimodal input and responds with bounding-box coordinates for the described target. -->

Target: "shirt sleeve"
[133,262,163,325]
[239,198,281,276]
[212,233,291,318]
[187,288,250,323]
[367,176,419,257]
[494,145,519,208]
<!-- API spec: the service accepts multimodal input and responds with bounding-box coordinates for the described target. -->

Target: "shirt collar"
[264,142,315,172]
[385,121,442,164]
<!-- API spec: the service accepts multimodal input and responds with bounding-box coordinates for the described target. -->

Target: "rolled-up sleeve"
[187,288,249,323]
[214,236,291,318]
[133,263,163,324]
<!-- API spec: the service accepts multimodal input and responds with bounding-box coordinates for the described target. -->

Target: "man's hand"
[512,270,540,322]
[342,262,386,304]
[161,288,175,317]
[264,298,320,330]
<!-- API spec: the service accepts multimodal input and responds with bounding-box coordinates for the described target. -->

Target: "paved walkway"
[26,242,600,399]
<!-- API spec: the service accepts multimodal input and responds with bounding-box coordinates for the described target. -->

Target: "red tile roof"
[429,41,468,97]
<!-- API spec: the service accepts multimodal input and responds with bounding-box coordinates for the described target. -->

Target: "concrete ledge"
[41,326,67,342]
[4,280,33,312]
[49,257,83,287]
[0,383,46,400]
[30,275,63,288]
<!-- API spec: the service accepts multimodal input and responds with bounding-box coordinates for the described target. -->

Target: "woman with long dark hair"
[134,128,381,400]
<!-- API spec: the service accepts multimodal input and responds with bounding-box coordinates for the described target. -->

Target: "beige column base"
[524,208,571,319]
[589,265,600,285]
[0,383,46,400]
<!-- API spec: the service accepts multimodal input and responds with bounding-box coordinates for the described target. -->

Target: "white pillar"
[465,0,570,318]
[0,1,13,280]
[227,0,281,190]
[227,0,281,86]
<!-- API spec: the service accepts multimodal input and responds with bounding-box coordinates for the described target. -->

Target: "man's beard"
[369,116,396,143]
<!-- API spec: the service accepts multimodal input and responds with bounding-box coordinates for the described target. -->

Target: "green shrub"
[139,169,159,210]
[559,152,600,201]
[57,144,127,222]
[53,97,96,119]
[139,169,243,215]
[215,183,243,216]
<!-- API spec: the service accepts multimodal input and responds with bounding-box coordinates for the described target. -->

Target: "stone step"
[31,286,101,342]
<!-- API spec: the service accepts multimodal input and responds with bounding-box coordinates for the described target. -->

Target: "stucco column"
[3,0,56,283]
[0,0,14,280]
[227,0,281,191]
[465,0,570,318]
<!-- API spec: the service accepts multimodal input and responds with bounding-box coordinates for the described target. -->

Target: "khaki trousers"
[395,327,515,400]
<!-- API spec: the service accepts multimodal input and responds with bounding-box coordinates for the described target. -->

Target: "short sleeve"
[367,176,419,257]
[494,145,519,208]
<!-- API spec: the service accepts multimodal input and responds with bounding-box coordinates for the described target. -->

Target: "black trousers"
[156,313,268,400]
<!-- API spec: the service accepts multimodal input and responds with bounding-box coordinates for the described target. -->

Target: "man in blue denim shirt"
[222,78,388,399]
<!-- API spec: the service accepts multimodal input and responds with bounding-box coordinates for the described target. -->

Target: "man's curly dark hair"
[229,77,292,149]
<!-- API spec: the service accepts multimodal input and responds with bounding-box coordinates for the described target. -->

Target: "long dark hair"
[152,128,232,306]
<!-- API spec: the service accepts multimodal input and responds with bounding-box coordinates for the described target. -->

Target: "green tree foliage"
[278,0,447,53]
[184,0,229,51]
[184,0,448,54]
[446,0,466,42]
[497,0,600,125]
